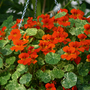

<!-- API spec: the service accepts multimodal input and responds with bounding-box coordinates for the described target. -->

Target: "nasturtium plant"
[0,6,90,90]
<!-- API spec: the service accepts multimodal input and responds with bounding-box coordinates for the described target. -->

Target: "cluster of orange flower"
[6,8,90,65]
[8,28,40,65]
[0,26,6,40]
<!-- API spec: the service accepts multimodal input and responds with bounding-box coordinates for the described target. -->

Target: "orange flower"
[69,9,84,19]
[18,53,31,65]
[42,34,51,41]
[23,33,29,43]
[0,26,6,40]
[52,31,65,43]
[61,46,77,60]
[84,24,90,35]
[86,54,90,62]
[10,40,26,52]
[42,17,54,29]
[69,41,84,54]
[28,54,38,65]
[8,29,21,41]
[58,8,68,13]
[42,44,55,55]
[87,17,90,23]
[45,83,56,90]
[77,34,87,41]
[58,16,70,26]
[39,40,49,50]
[11,19,23,29]
[24,17,37,29]
[80,40,90,51]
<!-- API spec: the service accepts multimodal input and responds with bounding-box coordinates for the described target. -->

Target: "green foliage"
[77,62,90,76]
[52,68,64,79]
[0,2,90,89]
[16,64,28,74]
[45,52,61,64]
[0,72,11,85]
[61,72,77,89]
[55,12,66,19]
[64,64,74,72]
[6,56,16,65]
[69,19,87,36]
[36,70,51,83]
[35,29,45,39]
[19,73,32,84]
[12,71,21,80]
[5,80,26,90]
[0,57,3,68]
[0,40,9,48]
[26,28,38,36]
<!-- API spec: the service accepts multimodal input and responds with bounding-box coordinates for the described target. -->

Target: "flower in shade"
[86,54,90,62]
[8,29,21,41]
[45,83,56,90]
[84,24,90,35]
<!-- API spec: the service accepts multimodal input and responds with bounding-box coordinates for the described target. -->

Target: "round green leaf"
[36,70,51,83]
[6,56,16,65]
[12,71,21,80]
[26,28,37,36]
[77,62,89,76]
[0,40,9,48]
[37,57,45,66]
[0,73,11,85]
[17,64,28,74]
[69,19,87,36]
[0,44,12,56]
[35,29,45,39]
[5,80,26,90]
[62,72,77,89]
[64,64,74,71]
[41,72,51,83]
[55,12,66,19]
[36,70,44,79]
[52,68,64,79]
[45,52,60,64]
[19,73,32,84]
[0,57,3,68]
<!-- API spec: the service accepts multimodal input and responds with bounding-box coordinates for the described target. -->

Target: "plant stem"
[42,0,46,14]
[63,0,73,9]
